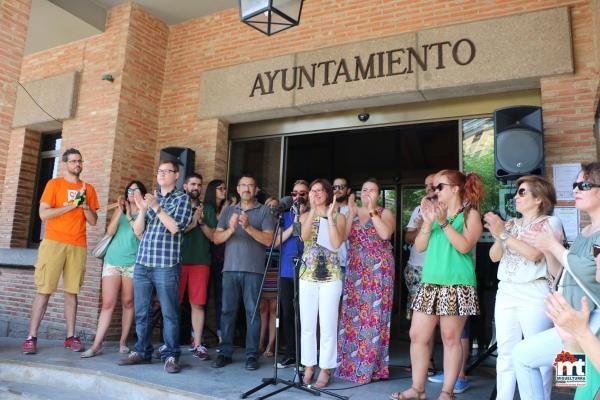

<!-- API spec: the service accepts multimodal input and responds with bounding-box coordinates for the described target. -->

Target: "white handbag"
[92,234,113,259]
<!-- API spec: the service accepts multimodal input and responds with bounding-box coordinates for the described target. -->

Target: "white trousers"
[299,279,342,369]
[495,280,553,400]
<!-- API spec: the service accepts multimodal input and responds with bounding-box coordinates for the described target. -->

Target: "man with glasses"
[275,179,309,369]
[333,177,352,283]
[179,172,216,361]
[212,174,275,370]
[22,148,100,355]
[119,159,192,373]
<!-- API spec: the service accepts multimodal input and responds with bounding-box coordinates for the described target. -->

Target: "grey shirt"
[564,230,600,319]
[217,201,275,274]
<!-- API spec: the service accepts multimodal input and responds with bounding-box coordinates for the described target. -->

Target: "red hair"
[437,170,485,223]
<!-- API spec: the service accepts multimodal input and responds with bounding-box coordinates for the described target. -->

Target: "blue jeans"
[133,263,181,360]
[513,309,600,400]
[219,271,262,358]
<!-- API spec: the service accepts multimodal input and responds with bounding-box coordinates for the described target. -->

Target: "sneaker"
[245,356,259,371]
[277,356,296,369]
[428,373,444,383]
[153,344,167,359]
[64,336,84,352]
[164,356,181,373]
[453,377,470,394]
[212,354,232,368]
[192,345,210,361]
[21,336,37,354]
[118,351,152,366]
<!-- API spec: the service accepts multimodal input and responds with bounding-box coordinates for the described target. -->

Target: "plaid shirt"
[135,188,193,268]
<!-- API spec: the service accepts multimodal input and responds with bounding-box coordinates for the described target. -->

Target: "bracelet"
[419,228,431,235]
[155,206,162,215]
[128,217,134,222]
[369,209,379,218]
[328,223,336,227]
[439,221,450,230]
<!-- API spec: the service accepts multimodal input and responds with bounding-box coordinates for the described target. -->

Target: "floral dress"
[336,207,395,383]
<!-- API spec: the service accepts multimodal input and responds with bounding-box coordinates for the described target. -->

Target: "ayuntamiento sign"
[199,7,572,123]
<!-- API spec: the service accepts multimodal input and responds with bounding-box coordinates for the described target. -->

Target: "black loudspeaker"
[494,106,544,182]
[159,147,196,190]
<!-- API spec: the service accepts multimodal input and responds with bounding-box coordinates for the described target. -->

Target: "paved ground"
[0,337,573,400]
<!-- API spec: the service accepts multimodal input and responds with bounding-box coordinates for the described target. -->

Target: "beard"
[188,190,200,200]
[335,194,348,203]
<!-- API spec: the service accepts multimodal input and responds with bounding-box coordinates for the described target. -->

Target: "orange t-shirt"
[40,177,100,247]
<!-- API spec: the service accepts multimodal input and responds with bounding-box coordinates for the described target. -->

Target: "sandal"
[314,368,331,389]
[263,346,274,358]
[81,348,102,358]
[303,366,315,385]
[389,386,425,400]
[438,390,454,400]
[119,345,130,354]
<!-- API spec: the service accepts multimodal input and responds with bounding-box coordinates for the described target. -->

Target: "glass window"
[229,138,282,203]
[462,118,507,216]
[30,132,61,246]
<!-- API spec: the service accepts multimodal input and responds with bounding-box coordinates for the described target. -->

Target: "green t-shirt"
[574,358,600,400]
[104,213,140,266]
[181,203,217,265]
[422,211,477,286]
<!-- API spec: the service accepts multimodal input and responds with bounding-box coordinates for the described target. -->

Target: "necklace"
[519,215,542,230]
[447,207,465,224]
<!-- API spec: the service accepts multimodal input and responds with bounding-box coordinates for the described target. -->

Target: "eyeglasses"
[67,159,84,164]
[216,186,226,191]
[157,169,176,175]
[572,181,600,191]
[310,188,325,194]
[433,183,452,192]
[238,183,256,189]
[127,188,140,193]
[291,191,308,197]
[332,184,347,190]
[516,188,529,197]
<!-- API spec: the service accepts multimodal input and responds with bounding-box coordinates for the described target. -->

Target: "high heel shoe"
[303,366,315,385]
[314,368,331,389]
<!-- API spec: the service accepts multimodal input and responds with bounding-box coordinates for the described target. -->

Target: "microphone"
[270,196,293,215]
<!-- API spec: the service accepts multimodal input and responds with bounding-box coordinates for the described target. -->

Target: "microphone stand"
[242,207,348,400]
[242,210,318,400]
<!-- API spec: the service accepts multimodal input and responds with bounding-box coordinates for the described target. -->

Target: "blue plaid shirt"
[135,188,193,268]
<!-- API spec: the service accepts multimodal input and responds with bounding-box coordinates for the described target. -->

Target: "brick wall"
[0,0,30,208]
[1,0,599,339]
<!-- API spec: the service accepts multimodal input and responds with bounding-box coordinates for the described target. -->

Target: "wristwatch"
[499,232,509,242]
[155,206,162,215]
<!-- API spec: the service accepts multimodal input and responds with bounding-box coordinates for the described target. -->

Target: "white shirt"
[406,206,426,266]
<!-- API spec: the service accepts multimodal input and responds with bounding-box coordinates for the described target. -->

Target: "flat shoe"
[119,345,130,354]
[81,348,102,358]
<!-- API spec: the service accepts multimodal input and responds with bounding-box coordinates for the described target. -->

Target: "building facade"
[0,0,599,338]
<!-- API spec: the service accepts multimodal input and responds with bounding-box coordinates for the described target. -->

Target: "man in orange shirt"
[22,148,100,354]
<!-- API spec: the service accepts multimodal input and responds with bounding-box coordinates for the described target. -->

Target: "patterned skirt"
[411,283,479,316]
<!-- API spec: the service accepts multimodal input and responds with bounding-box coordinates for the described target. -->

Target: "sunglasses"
[516,188,529,197]
[216,186,226,191]
[127,188,140,193]
[433,183,452,192]
[291,191,307,197]
[332,184,347,190]
[572,181,600,191]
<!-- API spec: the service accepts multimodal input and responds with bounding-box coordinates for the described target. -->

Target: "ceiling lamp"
[239,0,304,36]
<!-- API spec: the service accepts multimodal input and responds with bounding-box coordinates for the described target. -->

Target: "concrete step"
[0,360,217,400]
[0,380,118,400]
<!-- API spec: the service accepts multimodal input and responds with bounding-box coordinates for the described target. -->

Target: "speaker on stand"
[159,147,196,190]
[494,106,544,183]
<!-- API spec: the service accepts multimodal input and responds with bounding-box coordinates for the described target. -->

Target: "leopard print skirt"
[411,283,480,316]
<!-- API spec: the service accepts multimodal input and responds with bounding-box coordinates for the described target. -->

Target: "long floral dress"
[336,206,395,383]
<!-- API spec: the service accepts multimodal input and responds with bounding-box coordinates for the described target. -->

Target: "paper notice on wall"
[553,163,581,201]
[553,206,579,243]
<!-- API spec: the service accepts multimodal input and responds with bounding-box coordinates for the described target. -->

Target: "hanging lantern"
[239,0,304,36]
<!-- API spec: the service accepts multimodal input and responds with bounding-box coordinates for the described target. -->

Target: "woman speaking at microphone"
[299,178,346,388]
